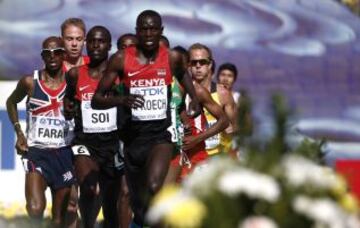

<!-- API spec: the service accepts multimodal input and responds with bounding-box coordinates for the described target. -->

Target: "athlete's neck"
[88,60,107,79]
[200,75,212,91]
[138,47,158,64]
[64,55,83,68]
[42,69,64,87]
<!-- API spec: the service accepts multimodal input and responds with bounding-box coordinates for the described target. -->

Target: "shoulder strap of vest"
[33,70,39,80]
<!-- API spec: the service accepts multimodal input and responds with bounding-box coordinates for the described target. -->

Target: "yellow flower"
[339,193,359,214]
[152,184,180,206]
[163,198,206,228]
[331,174,347,198]
[148,185,206,227]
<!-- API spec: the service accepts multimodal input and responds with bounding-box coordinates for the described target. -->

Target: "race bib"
[81,100,117,133]
[72,145,91,156]
[30,116,72,147]
[130,85,167,121]
[205,120,221,150]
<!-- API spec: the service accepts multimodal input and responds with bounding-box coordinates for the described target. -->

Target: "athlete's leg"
[25,172,47,219]
[64,185,79,228]
[51,186,72,227]
[164,164,181,184]
[118,174,132,228]
[74,155,100,228]
[98,173,120,228]
[146,143,174,195]
[125,164,146,226]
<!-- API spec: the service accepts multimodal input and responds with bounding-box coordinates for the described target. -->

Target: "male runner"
[61,17,89,72]
[92,10,201,227]
[6,36,76,227]
[217,62,240,103]
[188,43,237,155]
[64,26,122,228]
[117,33,138,50]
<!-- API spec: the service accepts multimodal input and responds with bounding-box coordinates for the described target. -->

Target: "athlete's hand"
[182,135,200,151]
[120,94,144,108]
[187,98,201,118]
[15,132,28,155]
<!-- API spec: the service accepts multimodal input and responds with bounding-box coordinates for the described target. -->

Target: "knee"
[80,182,99,198]
[26,202,45,218]
[148,178,162,195]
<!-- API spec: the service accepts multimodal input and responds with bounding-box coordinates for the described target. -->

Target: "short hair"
[217,62,238,81]
[61,18,86,36]
[117,33,137,49]
[87,25,112,43]
[173,45,189,62]
[136,10,162,27]
[42,36,64,48]
[188,43,213,61]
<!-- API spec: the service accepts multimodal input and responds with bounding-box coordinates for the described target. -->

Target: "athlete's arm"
[64,68,79,120]
[218,84,237,134]
[6,76,33,154]
[170,50,201,117]
[91,51,144,109]
[182,83,229,151]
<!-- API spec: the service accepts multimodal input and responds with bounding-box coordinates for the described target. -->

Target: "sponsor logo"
[128,70,144,77]
[79,85,90,91]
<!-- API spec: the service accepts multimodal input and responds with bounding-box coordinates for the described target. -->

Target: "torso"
[26,70,74,148]
[122,45,173,134]
[73,65,118,144]
[203,82,232,155]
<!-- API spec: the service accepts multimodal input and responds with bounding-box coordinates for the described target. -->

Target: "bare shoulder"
[19,75,34,91]
[108,49,125,70]
[194,82,211,101]
[67,66,79,79]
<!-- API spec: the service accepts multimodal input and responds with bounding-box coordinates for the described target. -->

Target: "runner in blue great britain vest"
[6,36,75,227]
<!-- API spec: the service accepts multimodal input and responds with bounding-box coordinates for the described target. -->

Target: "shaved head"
[136,10,162,28]
[42,36,64,49]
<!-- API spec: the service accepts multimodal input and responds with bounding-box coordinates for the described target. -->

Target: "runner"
[91,10,201,227]
[64,25,122,228]
[6,36,76,227]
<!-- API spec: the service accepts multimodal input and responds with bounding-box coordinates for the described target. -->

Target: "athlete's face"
[189,48,212,83]
[118,36,138,50]
[86,30,111,62]
[218,69,235,89]
[62,25,85,59]
[136,16,163,52]
[41,39,65,72]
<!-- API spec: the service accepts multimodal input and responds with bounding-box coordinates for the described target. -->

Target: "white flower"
[183,157,237,197]
[282,155,338,189]
[218,168,280,202]
[239,216,278,228]
[292,195,357,228]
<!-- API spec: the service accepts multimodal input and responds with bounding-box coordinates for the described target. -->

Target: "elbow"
[220,116,230,132]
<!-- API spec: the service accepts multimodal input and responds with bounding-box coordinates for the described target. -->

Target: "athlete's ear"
[160,26,164,34]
